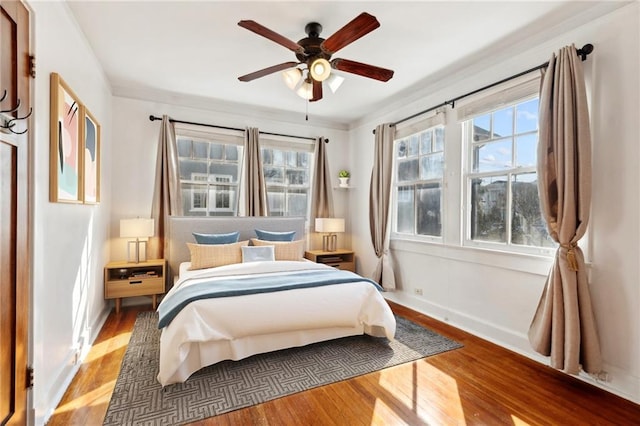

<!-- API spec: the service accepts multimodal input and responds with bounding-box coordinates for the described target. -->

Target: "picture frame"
[82,106,101,204]
[49,73,83,203]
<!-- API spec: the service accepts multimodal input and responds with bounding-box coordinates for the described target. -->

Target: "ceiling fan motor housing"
[296,22,331,64]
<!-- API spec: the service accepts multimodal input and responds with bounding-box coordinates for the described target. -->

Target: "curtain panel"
[310,137,333,224]
[245,127,268,216]
[528,45,602,375]
[149,115,183,261]
[369,123,396,290]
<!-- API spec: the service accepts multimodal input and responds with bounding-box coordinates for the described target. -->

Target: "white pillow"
[241,245,275,263]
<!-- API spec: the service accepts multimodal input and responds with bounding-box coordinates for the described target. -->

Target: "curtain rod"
[373,43,594,133]
[148,115,328,143]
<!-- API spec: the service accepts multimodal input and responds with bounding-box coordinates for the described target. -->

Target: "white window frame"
[391,110,446,244]
[459,76,556,256]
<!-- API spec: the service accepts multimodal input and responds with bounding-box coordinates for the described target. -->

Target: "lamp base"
[322,233,337,252]
[127,239,148,263]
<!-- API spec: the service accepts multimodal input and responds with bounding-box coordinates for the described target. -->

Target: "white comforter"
[157,260,396,386]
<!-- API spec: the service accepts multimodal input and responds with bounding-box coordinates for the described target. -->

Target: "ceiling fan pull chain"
[305,98,309,121]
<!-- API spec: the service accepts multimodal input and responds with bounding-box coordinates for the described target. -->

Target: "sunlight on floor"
[511,415,533,425]
[82,332,131,363]
[376,360,465,424]
[53,380,115,414]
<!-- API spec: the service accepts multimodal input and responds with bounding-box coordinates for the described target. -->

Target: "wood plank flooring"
[47,302,640,425]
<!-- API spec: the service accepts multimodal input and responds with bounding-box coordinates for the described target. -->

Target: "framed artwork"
[49,73,83,203]
[82,106,101,204]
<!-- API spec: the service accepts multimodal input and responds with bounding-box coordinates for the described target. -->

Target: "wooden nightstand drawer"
[304,249,356,272]
[105,277,164,299]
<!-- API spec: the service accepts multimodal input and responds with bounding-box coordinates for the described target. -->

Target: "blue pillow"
[255,229,296,242]
[193,231,240,245]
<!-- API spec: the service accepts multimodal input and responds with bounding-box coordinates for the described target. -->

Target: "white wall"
[30,2,112,424]
[109,96,352,263]
[349,3,640,403]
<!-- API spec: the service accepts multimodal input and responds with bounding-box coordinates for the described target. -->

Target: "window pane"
[177,138,191,157]
[179,159,207,180]
[420,152,444,181]
[264,167,284,184]
[225,145,239,161]
[408,135,419,156]
[267,187,284,216]
[416,183,441,236]
[286,169,308,185]
[420,131,432,154]
[209,143,223,160]
[472,138,513,172]
[181,183,207,216]
[396,139,407,158]
[286,152,297,167]
[516,98,538,134]
[298,152,309,168]
[262,149,273,165]
[287,189,308,217]
[397,158,419,181]
[396,185,414,234]
[511,173,554,248]
[208,163,239,183]
[473,114,491,142]
[493,107,513,138]
[272,150,284,166]
[516,134,537,168]
[434,127,444,152]
[470,176,507,243]
[193,141,208,159]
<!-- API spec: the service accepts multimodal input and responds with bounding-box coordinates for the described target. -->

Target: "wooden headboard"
[166,216,306,280]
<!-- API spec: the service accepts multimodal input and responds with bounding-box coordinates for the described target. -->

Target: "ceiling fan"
[237,12,394,102]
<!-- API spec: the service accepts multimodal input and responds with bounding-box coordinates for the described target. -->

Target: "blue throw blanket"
[158,269,383,328]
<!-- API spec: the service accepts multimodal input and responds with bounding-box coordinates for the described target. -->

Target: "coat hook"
[6,107,32,133]
[0,98,21,114]
[0,90,6,103]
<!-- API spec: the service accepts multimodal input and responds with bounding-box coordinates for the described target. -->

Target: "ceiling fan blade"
[311,79,323,102]
[320,12,380,55]
[238,61,299,82]
[238,20,305,54]
[331,58,394,82]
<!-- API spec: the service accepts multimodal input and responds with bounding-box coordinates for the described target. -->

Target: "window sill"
[390,238,554,276]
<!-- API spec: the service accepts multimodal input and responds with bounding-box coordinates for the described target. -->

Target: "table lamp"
[315,218,345,252]
[120,218,154,263]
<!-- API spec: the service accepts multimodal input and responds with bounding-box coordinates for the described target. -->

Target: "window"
[176,130,243,216]
[261,143,313,218]
[464,97,555,251]
[393,126,445,238]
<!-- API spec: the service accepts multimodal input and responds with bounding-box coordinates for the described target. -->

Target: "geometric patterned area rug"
[104,311,462,425]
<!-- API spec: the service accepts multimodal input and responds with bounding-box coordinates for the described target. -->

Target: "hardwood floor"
[48,302,640,425]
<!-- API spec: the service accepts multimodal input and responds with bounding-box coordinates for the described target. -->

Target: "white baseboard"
[38,306,111,426]
[384,291,640,405]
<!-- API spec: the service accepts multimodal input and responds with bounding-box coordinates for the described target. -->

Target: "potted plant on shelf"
[338,170,350,188]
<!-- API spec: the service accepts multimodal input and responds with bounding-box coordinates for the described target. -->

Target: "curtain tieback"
[560,242,579,271]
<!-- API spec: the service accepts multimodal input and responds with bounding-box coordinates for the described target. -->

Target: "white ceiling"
[66,1,624,126]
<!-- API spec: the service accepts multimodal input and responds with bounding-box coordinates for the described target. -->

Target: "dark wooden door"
[0,1,30,424]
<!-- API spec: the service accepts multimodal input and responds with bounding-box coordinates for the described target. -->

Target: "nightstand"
[104,259,166,313]
[304,249,355,272]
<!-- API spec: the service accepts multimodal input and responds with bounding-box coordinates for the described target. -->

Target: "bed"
[157,216,396,386]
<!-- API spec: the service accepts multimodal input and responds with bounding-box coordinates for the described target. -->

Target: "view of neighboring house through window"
[261,141,313,218]
[465,96,554,250]
[176,131,243,216]
[394,126,445,238]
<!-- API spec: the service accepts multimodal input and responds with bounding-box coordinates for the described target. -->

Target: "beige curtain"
[148,115,183,260]
[528,45,602,375]
[245,127,268,216]
[310,137,333,223]
[369,123,396,290]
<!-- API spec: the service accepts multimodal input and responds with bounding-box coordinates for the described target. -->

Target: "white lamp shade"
[309,58,331,82]
[296,79,314,100]
[315,218,345,233]
[120,218,155,238]
[327,73,345,93]
[282,68,302,90]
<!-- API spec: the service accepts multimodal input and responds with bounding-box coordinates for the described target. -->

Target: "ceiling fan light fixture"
[326,73,345,93]
[309,58,331,82]
[282,68,302,90]
[296,78,314,100]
